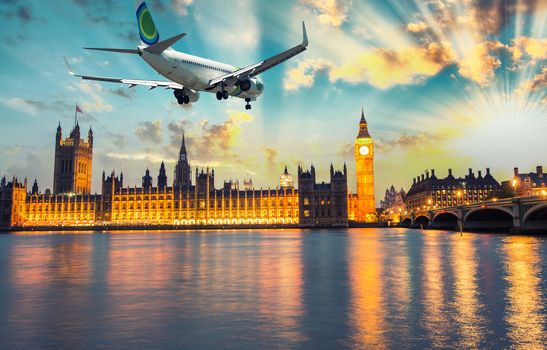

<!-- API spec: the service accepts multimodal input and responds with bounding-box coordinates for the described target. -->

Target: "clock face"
[359,145,370,156]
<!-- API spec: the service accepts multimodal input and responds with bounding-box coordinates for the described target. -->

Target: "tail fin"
[136,1,160,46]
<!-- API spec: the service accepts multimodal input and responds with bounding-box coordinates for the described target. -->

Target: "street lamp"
[512,178,518,197]
[456,190,462,205]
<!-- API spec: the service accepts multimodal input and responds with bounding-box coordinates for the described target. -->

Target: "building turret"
[88,126,93,147]
[31,179,39,195]
[56,122,62,144]
[142,168,152,191]
[70,122,80,142]
[158,162,167,191]
[174,131,192,192]
[280,166,293,189]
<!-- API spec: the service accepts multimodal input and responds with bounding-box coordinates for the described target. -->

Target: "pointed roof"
[357,107,371,138]
[180,130,187,155]
[360,106,367,124]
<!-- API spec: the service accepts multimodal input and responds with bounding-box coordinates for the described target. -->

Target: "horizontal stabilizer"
[144,33,186,54]
[84,47,140,54]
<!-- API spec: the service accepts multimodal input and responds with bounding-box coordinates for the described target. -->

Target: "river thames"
[0,228,545,349]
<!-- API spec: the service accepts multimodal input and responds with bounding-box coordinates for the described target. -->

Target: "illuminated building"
[298,164,348,227]
[404,168,501,211]
[349,108,376,222]
[0,122,351,228]
[280,166,293,189]
[53,122,93,195]
[507,166,546,197]
[380,186,406,222]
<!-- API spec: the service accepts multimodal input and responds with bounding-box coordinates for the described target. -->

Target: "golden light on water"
[451,234,484,349]
[422,231,450,347]
[349,230,386,349]
[503,236,545,350]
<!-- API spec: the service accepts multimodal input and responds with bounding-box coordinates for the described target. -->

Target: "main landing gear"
[174,89,190,105]
[245,98,252,110]
[216,90,229,100]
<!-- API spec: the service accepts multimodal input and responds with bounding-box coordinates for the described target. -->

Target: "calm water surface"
[0,228,545,349]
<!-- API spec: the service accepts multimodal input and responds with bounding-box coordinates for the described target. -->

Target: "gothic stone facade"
[0,124,349,228]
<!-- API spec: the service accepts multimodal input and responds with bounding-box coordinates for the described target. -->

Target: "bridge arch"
[433,211,460,222]
[431,212,459,229]
[522,203,547,232]
[463,207,514,231]
[400,218,412,227]
[414,215,430,227]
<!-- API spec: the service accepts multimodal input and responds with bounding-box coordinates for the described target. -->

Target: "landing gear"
[174,90,190,105]
[216,90,229,100]
[245,98,252,110]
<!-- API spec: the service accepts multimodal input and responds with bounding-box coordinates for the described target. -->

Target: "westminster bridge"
[400,196,547,233]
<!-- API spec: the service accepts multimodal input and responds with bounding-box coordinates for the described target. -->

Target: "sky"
[0,0,545,203]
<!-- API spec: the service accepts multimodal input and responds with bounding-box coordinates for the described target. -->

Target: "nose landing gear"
[245,98,252,110]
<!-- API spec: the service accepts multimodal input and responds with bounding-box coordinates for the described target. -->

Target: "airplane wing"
[63,57,183,90]
[208,22,308,88]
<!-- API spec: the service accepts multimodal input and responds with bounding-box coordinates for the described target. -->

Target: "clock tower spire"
[354,107,375,221]
[174,130,191,192]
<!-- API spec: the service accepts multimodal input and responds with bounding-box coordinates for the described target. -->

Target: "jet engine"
[174,88,200,104]
[237,78,264,95]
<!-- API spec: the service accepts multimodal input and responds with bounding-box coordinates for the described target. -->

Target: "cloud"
[300,0,351,27]
[407,21,428,33]
[166,110,254,164]
[509,37,547,65]
[467,0,543,36]
[104,131,127,149]
[516,67,547,95]
[75,82,115,112]
[457,41,505,86]
[171,0,193,16]
[70,56,84,64]
[135,120,163,144]
[104,152,167,163]
[375,133,445,153]
[425,0,545,39]
[167,119,192,148]
[117,30,139,44]
[262,146,278,173]
[16,5,34,22]
[109,87,135,99]
[329,41,456,88]
[0,98,74,116]
[2,97,39,115]
[79,95,112,113]
[284,58,333,91]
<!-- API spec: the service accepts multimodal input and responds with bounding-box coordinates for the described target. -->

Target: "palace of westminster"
[0,110,377,228]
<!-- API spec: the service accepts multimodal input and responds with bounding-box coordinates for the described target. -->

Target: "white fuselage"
[140,47,263,99]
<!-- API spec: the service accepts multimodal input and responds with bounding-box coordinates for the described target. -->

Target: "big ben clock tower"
[354,107,375,221]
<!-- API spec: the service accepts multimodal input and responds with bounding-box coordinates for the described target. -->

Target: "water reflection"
[421,231,451,348]
[348,230,386,349]
[503,236,546,349]
[257,235,304,344]
[0,229,545,349]
[450,234,485,348]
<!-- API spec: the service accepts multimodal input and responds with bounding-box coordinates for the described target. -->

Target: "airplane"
[65,1,308,110]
